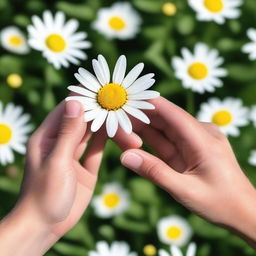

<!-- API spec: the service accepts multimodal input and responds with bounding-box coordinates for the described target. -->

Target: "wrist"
[226,186,256,247]
[0,199,58,256]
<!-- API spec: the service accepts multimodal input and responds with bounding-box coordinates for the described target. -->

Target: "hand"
[120,97,256,247]
[0,100,142,256]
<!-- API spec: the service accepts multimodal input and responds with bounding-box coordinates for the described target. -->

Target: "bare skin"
[0,96,256,255]
[0,100,142,256]
[121,97,256,248]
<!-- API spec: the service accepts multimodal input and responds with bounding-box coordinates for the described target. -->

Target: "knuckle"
[143,161,161,181]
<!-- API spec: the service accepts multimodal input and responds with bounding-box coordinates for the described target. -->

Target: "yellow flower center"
[166,226,183,240]
[204,0,224,13]
[8,36,23,46]
[143,244,157,256]
[0,124,12,145]
[108,16,126,31]
[162,2,177,16]
[6,74,23,88]
[103,193,121,208]
[45,34,66,52]
[188,62,208,80]
[97,83,127,110]
[212,110,232,126]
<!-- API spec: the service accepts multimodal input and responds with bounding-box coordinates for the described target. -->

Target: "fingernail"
[121,151,143,170]
[65,101,81,118]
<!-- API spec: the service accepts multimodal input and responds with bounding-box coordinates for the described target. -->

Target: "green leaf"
[227,63,256,82]
[42,89,56,111]
[53,242,88,256]
[189,215,229,239]
[176,15,195,35]
[0,55,23,75]
[133,0,163,13]
[57,2,94,20]
[128,177,159,204]
[113,215,152,233]
[65,220,94,248]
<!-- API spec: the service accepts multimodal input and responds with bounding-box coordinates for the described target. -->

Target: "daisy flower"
[0,26,29,54]
[157,216,192,246]
[172,43,227,94]
[66,55,159,138]
[242,29,256,60]
[197,97,249,137]
[0,102,33,165]
[91,183,130,218]
[250,105,256,127]
[159,242,197,256]
[27,10,91,69]
[188,0,242,24]
[89,241,137,256]
[92,2,142,40]
[248,150,256,167]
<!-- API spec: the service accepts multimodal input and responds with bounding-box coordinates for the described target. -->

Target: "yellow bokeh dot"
[6,74,23,88]
[143,244,157,256]
[162,2,177,16]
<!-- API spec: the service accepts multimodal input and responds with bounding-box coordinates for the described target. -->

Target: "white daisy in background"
[27,10,91,69]
[248,150,256,166]
[197,97,249,137]
[188,0,242,24]
[66,55,159,138]
[242,28,256,60]
[92,2,142,40]
[172,43,227,94]
[0,102,33,165]
[89,241,137,256]
[159,242,197,256]
[91,183,130,218]
[157,216,192,246]
[0,26,29,54]
[250,105,256,127]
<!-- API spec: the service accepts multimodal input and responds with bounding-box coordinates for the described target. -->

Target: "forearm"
[0,201,58,256]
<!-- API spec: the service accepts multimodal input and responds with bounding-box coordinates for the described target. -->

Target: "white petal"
[127,76,155,94]
[187,243,197,256]
[116,109,132,134]
[128,90,160,100]
[106,111,119,138]
[113,55,127,84]
[84,107,102,122]
[12,143,26,154]
[171,246,183,256]
[98,55,110,84]
[122,63,144,88]
[127,100,155,109]
[122,105,150,124]
[91,109,108,132]
[67,86,96,98]
[75,69,101,92]
[92,59,108,85]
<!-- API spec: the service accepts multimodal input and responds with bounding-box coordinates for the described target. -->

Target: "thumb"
[51,100,86,158]
[120,149,184,195]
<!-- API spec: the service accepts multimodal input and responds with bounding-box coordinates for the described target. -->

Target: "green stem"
[186,90,195,115]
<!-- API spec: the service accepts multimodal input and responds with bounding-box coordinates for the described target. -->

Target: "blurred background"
[0,0,256,255]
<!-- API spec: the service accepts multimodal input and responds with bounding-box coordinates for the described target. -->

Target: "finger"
[112,127,143,151]
[51,101,86,158]
[146,97,210,149]
[74,129,93,160]
[200,122,224,140]
[138,126,186,172]
[83,132,108,175]
[120,149,184,195]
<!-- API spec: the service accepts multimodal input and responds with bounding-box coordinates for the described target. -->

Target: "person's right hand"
[120,97,256,247]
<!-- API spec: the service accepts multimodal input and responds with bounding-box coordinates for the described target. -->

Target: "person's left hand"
[0,100,142,256]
